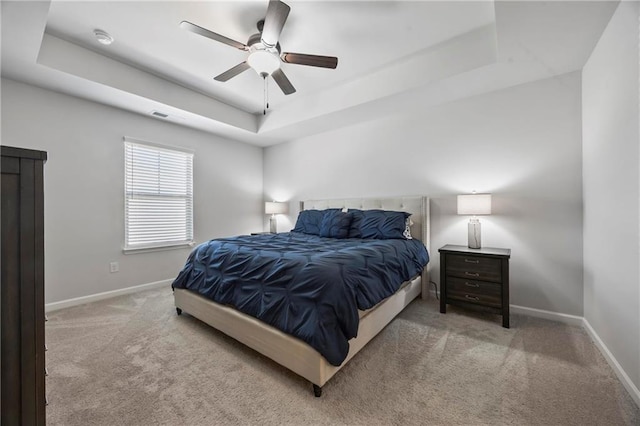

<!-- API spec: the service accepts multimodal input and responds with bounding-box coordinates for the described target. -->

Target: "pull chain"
[263,74,266,115]
[262,73,269,115]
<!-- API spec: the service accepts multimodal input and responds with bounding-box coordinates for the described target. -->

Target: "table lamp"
[457,193,491,249]
[265,201,288,233]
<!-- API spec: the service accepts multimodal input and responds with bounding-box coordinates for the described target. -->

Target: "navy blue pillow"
[348,209,410,239]
[292,209,338,235]
[319,210,353,239]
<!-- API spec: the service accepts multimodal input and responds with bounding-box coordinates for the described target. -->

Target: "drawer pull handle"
[465,272,480,277]
[465,295,480,301]
[464,259,480,264]
[464,281,480,288]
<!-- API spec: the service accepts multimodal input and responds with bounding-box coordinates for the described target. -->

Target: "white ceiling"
[1,1,619,147]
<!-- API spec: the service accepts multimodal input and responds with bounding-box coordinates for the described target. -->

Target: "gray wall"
[1,78,264,304]
[264,72,584,316]
[582,1,640,391]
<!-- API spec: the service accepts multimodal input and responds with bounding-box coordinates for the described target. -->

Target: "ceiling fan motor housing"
[247,33,281,54]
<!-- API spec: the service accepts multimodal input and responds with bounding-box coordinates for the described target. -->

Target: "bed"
[172,196,430,396]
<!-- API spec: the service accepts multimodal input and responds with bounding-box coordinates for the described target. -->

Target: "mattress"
[171,232,429,365]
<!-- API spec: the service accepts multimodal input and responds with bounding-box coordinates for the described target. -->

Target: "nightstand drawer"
[446,254,502,282]
[448,291,502,308]
[447,277,502,308]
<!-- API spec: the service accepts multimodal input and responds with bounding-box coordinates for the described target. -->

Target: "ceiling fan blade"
[180,21,247,51]
[281,52,338,69]
[271,68,296,95]
[261,0,291,48]
[214,62,251,82]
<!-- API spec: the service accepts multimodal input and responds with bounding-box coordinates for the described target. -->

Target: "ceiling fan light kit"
[180,0,338,101]
[247,49,281,76]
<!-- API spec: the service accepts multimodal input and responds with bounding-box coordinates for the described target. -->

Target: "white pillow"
[403,217,413,240]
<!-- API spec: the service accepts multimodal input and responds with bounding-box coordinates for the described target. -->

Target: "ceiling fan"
[180,0,338,96]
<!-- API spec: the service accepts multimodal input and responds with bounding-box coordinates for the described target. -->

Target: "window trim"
[122,241,195,255]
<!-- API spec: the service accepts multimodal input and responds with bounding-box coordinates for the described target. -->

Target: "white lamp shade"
[265,201,288,215]
[457,194,492,215]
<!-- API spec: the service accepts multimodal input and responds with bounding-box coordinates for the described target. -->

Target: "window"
[124,138,193,251]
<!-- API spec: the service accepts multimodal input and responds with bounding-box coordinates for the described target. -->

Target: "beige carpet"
[45,287,639,425]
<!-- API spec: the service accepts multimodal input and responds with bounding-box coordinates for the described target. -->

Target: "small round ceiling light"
[93,29,114,45]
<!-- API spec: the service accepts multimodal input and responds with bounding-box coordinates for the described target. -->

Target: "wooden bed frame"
[174,196,430,396]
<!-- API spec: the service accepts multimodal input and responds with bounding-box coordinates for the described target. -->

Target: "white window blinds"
[124,138,193,250]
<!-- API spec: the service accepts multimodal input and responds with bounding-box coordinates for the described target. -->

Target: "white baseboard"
[436,295,638,407]
[47,281,640,408]
[427,292,583,327]
[582,318,640,407]
[510,304,584,326]
[45,279,172,312]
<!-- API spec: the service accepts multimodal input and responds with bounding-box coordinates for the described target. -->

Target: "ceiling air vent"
[151,111,169,118]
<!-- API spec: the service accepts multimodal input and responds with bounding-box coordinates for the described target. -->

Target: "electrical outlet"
[109,262,119,273]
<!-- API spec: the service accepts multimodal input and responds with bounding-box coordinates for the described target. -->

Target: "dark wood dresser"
[1,146,47,425]
[439,244,511,328]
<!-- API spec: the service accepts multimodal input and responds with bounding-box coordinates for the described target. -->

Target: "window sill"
[123,242,195,255]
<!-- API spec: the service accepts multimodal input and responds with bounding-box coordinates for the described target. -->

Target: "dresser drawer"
[446,254,502,282]
[447,276,502,308]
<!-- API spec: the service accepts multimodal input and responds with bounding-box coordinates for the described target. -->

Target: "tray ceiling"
[1,1,618,146]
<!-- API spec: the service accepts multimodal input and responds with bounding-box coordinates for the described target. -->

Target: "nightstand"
[439,244,511,328]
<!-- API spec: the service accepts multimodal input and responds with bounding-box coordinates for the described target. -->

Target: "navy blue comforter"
[172,232,429,365]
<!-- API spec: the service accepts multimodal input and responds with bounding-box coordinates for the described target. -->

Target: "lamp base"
[468,218,481,249]
[269,215,277,233]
